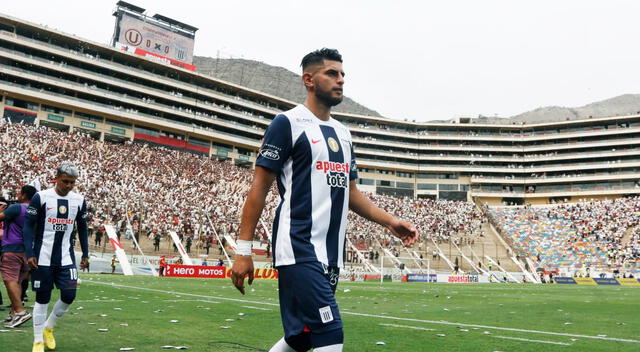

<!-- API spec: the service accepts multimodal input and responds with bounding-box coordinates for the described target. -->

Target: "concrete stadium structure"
[1,13,640,207]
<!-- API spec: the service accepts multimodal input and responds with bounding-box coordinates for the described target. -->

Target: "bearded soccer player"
[230,48,418,352]
[23,162,89,352]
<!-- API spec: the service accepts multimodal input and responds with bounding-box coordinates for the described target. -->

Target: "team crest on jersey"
[59,205,67,214]
[327,137,340,153]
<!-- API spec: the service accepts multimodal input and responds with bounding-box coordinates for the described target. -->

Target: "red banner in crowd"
[164,265,279,280]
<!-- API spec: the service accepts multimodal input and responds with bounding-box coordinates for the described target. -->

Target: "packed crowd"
[490,198,640,273]
[1,122,489,258]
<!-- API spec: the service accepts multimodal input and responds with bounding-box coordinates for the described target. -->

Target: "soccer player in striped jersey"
[23,162,89,352]
[231,49,418,352]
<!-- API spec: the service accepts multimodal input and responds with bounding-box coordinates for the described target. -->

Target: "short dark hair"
[301,48,342,71]
[21,185,37,201]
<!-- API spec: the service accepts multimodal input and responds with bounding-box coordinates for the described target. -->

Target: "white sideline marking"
[85,280,640,345]
[379,323,435,331]
[241,305,272,311]
[493,335,572,346]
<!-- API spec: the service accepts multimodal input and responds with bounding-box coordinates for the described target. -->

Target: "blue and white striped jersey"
[24,188,88,267]
[256,105,357,268]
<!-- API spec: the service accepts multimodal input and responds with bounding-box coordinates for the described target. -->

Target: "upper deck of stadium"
[1,12,639,205]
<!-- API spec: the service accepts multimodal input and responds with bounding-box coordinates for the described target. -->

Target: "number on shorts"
[70,268,78,280]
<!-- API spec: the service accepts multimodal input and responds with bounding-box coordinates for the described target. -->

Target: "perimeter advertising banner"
[163,265,279,280]
[116,12,194,64]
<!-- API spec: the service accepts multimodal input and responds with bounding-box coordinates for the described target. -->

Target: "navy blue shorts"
[277,262,342,337]
[31,265,78,291]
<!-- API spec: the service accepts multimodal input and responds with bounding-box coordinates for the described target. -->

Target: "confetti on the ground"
[114,307,122,310]
[98,328,109,332]
[76,306,84,310]
[483,331,492,335]
[220,326,231,329]
[120,323,129,327]
[224,319,234,322]
[436,334,446,337]
[99,314,108,317]
[564,322,572,325]
[119,348,135,351]
[376,341,386,345]
[170,320,179,323]
[343,289,351,293]
[88,322,96,325]
[238,313,245,316]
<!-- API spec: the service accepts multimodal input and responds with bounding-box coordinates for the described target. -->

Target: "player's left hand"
[80,257,89,269]
[386,219,419,247]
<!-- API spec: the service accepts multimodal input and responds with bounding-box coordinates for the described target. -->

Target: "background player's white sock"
[33,303,48,343]
[314,344,343,352]
[269,337,297,352]
[45,300,70,329]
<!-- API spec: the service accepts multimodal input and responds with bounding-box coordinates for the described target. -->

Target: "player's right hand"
[230,255,254,295]
[28,257,38,270]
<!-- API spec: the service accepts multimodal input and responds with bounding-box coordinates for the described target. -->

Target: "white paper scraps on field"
[376,341,386,345]
[564,322,572,325]
[120,323,129,327]
[98,328,109,332]
[173,347,188,350]
[238,313,246,316]
[570,339,578,342]
[161,346,175,349]
[88,322,96,325]
[443,308,449,311]
[114,307,122,310]
[154,310,163,313]
[343,289,351,293]
[225,319,235,322]
[76,306,84,310]
[459,329,469,332]
[99,314,108,317]
[119,348,135,351]
[220,326,231,329]
[483,331,492,335]
[436,334,446,337]
[170,320,179,323]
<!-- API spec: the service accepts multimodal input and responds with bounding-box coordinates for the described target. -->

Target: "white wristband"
[236,240,253,256]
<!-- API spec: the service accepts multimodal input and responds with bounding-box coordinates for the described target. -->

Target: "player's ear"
[302,72,315,91]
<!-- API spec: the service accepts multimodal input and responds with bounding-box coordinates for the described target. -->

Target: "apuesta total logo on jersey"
[315,161,350,188]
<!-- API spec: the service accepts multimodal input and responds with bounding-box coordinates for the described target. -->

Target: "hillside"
[193,56,381,117]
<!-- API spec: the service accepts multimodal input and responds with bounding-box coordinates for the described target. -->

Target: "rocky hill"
[193,56,381,117]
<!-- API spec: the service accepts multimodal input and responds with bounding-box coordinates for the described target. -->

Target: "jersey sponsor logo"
[47,218,75,225]
[316,161,350,188]
[259,148,280,160]
[26,206,37,215]
[59,205,67,214]
[259,143,282,161]
[327,137,340,152]
[315,161,350,174]
[326,173,348,188]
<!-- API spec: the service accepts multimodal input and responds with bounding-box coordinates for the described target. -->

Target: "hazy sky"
[3,1,640,121]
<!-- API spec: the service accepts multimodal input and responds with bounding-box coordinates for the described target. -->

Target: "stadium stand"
[1,13,639,276]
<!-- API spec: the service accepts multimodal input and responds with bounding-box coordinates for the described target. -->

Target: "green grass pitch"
[1,275,638,351]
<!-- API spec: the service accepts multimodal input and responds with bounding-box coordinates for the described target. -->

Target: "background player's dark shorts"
[277,262,342,337]
[0,251,30,282]
[31,265,78,291]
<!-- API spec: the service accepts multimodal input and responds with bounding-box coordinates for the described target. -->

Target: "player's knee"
[35,290,52,304]
[60,289,76,304]
[284,332,312,352]
[311,328,343,348]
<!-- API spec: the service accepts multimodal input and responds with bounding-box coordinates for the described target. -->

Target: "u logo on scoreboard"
[125,29,142,46]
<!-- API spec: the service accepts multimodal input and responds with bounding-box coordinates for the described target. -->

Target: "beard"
[315,88,343,107]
